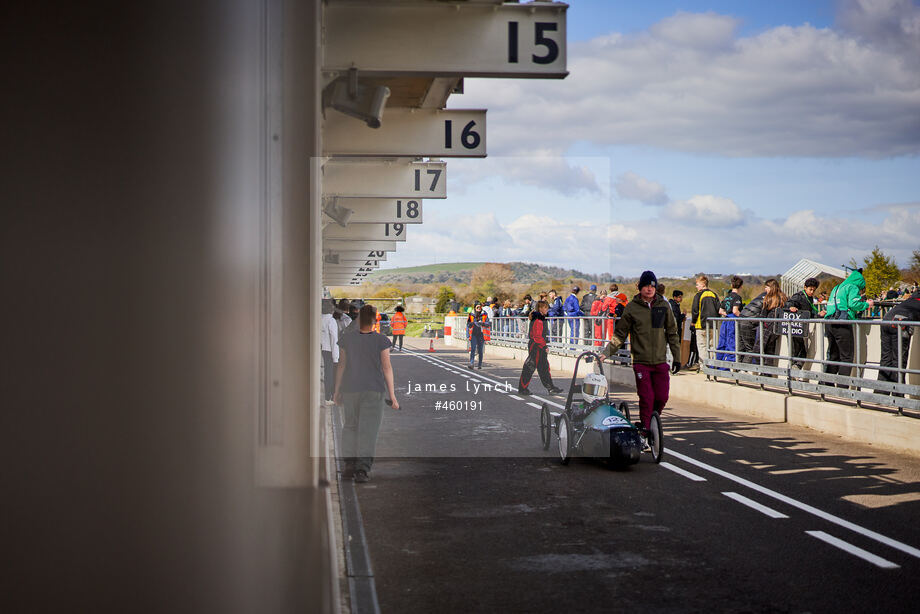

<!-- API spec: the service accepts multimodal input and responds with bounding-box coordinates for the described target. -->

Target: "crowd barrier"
[448,315,632,365]
[443,314,920,415]
[700,316,920,413]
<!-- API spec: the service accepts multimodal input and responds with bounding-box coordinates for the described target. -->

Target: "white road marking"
[508,395,524,401]
[722,492,789,519]
[660,462,707,482]
[702,447,724,455]
[806,531,900,569]
[526,402,542,409]
[668,448,920,560]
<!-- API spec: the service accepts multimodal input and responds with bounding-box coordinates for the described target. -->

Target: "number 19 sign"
[324,108,486,158]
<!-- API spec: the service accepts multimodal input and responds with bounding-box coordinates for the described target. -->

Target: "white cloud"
[453,3,920,158]
[665,195,747,227]
[448,155,604,196]
[615,171,669,205]
[386,200,920,278]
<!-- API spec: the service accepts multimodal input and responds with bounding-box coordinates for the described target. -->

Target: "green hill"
[369,261,608,285]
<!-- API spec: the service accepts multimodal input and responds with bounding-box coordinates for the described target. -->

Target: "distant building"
[406,296,438,314]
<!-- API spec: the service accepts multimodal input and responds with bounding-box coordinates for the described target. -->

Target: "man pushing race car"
[599,271,682,438]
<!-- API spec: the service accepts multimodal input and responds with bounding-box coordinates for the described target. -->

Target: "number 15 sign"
[324,108,486,158]
[324,3,567,78]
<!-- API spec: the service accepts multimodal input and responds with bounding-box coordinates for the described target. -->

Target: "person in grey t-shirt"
[334,304,399,483]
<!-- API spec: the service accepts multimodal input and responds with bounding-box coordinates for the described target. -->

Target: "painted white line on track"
[508,395,524,401]
[806,531,899,569]
[660,462,707,482]
[526,402,542,409]
[668,448,920,560]
[722,492,788,519]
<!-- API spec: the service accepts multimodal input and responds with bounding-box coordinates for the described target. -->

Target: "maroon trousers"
[633,363,670,429]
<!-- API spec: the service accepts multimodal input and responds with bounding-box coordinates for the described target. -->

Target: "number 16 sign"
[324,108,486,158]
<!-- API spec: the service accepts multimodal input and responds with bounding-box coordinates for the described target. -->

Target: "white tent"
[781,259,847,296]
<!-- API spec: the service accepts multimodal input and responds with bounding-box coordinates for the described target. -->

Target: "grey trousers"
[696,326,711,364]
[342,391,385,473]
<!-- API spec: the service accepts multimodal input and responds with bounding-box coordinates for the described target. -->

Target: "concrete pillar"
[1,1,334,611]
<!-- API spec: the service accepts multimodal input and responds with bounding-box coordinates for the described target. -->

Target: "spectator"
[517,300,563,396]
[738,289,766,364]
[785,277,825,369]
[691,275,721,365]
[336,299,353,336]
[466,301,490,370]
[824,269,874,386]
[885,287,899,300]
[342,300,362,335]
[336,298,353,329]
[759,279,788,369]
[500,299,513,334]
[483,297,496,320]
[607,284,626,342]
[334,304,399,483]
[520,294,533,318]
[876,290,920,396]
[591,289,609,346]
[669,290,685,331]
[600,271,681,436]
[547,289,564,343]
[581,284,597,317]
[563,286,584,345]
[390,305,407,352]
[721,276,744,317]
[321,299,339,404]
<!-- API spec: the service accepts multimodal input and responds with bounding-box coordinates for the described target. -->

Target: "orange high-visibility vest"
[391,312,407,335]
[373,312,381,333]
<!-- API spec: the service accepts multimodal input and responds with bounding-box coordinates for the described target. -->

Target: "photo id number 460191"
[435,401,482,411]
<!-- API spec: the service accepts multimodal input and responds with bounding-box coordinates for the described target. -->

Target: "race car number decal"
[602,415,630,427]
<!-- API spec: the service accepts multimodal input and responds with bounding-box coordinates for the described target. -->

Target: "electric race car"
[540,351,663,467]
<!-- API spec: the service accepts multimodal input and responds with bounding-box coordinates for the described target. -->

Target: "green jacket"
[824,270,870,321]
[603,294,681,366]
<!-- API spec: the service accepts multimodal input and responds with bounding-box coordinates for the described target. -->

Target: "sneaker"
[640,435,651,453]
[477,365,482,370]
[467,364,474,370]
[354,470,370,483]
[518,387,532,396]
[547,386,563,394]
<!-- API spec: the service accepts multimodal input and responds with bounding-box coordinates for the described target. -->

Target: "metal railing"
[451,312,919,415]
[459,315,633,365]
[698,316,920,414]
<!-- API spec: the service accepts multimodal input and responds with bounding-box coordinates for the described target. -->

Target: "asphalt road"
[347,338,920,613]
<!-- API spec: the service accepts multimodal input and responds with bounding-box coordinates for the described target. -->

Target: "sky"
[384,0,920,277]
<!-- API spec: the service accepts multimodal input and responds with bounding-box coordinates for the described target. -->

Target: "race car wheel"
[558,414,573,465]
[540,404,551,451]
[649,412,664,464]
[618,401,631,422]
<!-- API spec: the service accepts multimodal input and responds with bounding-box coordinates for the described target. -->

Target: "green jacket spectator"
[603,293,681,366]
[824,270,871,320]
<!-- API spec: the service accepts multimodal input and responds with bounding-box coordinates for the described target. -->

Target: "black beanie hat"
[637,270,657,289]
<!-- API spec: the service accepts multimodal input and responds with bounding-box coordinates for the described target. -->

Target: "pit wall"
[478,342,920,458]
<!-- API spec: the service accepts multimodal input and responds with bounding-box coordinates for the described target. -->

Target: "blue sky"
[386,0,920,277]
